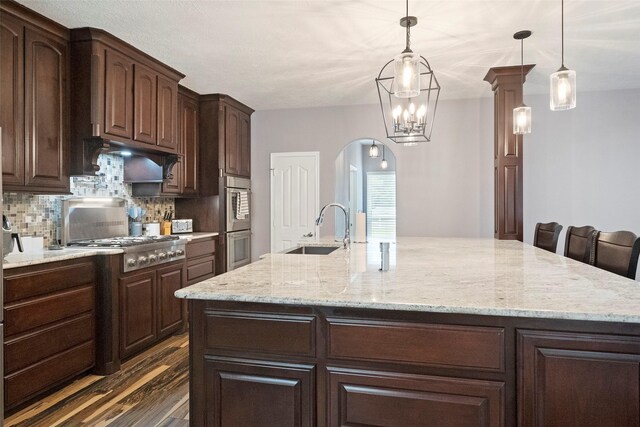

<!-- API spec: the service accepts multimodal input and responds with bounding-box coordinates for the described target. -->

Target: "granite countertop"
[176,232,219,241]
[2,232,219,269]
[175,237,640,323]
[3,247,124,269]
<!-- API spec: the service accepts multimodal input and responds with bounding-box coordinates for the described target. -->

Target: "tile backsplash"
[2,154,175,247]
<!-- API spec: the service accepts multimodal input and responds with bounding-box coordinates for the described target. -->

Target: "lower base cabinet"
[3,258,97,411]
[190,301,640,427]
[518,329,640,427]
[204,357,315,427]
[119,261,185,359]
[328,368,504,427]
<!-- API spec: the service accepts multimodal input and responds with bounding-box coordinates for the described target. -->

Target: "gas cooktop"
[67,235,180,248]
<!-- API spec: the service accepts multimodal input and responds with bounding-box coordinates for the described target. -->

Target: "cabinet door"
[518,330,640,427]
[224,106,240,176]
[157,75,178,150]
[104,49,133,140]
[119,271,156,357]
[157,263,185,337]
[24,26,69,190]
[161,94,182,194]
[238,111,250,177]
[204,357,315,427]
[328,367,504,427]
[133,63,157,144]
[0,15,24,187]
[181,94,199,195]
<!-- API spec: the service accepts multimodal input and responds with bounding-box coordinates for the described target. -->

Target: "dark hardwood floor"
[5,332,189,426]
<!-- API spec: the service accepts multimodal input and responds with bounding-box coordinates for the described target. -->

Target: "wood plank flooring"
[5,333,190,427]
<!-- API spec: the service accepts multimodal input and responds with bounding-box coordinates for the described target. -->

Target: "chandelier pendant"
[376,0,440,145]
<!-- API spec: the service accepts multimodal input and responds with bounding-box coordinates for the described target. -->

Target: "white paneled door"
[270,152,319,252]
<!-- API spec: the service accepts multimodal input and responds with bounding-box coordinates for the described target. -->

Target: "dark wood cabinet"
[203,357,315,427]
[238,111,251,177]
[157,263,185,337]
[69,27,184,173]
[3,258,97,411]
[1,13,24,187]
[0,4,69,193]
[180,86,199,195]
[162,85,198,196]
[223,104,251,178]
[518,329,640,427]
[197,94,253,196]
[185,236,217,285]
[119,261,185,359]
[157,75,178,151]
[104,48,134,140]
[189,301,640,427]
[328,368,504,427]
[119,270,156,358]
[133,63,157,144]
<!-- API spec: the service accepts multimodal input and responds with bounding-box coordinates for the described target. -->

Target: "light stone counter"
[176,232,219,242]
[3,247,123,269]
[175,237,640,323]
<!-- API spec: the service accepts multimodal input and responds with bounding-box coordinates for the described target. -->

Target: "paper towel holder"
[353,212,368,243]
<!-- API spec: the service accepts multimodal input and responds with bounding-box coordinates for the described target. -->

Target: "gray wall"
[251,98,494,259]
[523,88,640,256]
[251,87,640,279]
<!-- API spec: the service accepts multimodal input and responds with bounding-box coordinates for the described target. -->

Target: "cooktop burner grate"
[68,235,180,248]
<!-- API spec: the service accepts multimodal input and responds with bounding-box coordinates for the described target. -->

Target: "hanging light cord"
[405,0,411,50]
[561,0,565,66]
[520,38,524,86]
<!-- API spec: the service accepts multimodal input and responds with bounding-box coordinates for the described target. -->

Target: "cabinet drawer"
[5,340,94,410]
[5,285,94,337]
[4,261,95,303]
[328,367,504,427]
[5,313,94,374]
[187,238,216,258]
[205,311,316,357]
[187,255,215,283]
[327,318,504,371]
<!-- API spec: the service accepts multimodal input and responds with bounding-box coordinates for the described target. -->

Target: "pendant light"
[375,0,440,145]
[380,145,388,169]
[369,139,380,157]
[513,30,532,135]
[550,0,576,110]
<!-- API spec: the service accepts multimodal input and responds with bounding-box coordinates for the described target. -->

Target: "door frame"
[270,152,320,252]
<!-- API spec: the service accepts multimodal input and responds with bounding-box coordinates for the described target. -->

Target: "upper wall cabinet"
[0,4,70,194]
[69,28,184,175]
[199,94,254,196]
[161,86,199,196]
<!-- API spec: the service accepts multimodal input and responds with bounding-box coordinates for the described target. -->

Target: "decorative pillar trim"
[484,64,535,241]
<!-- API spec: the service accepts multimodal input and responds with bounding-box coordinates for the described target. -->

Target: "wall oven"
[227,229,251,271]
[226,176,251,232]
[225,176,251,271]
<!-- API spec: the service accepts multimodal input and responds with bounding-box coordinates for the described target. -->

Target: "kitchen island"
[175,238,640,427]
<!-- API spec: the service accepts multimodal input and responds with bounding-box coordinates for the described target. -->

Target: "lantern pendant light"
[369,139,380,158]
[550,0,576,110]
[513,30,532,135]
[375,0,440,145]
[380,145,389,169]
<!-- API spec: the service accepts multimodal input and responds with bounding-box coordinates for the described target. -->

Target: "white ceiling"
[17,0,640,110]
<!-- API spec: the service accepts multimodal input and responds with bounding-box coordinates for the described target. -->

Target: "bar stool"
[564,225,595,263]
[533,222,563,253]
[588,230,640,279]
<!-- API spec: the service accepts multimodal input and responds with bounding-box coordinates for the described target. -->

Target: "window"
[366,172,396,240]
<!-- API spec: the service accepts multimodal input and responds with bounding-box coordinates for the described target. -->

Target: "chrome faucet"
[315,203,350,249]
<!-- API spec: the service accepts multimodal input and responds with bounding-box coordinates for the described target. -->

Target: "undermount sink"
[285,245,341,255]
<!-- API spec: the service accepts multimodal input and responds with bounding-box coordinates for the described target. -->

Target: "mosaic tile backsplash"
[2,154,175,247]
